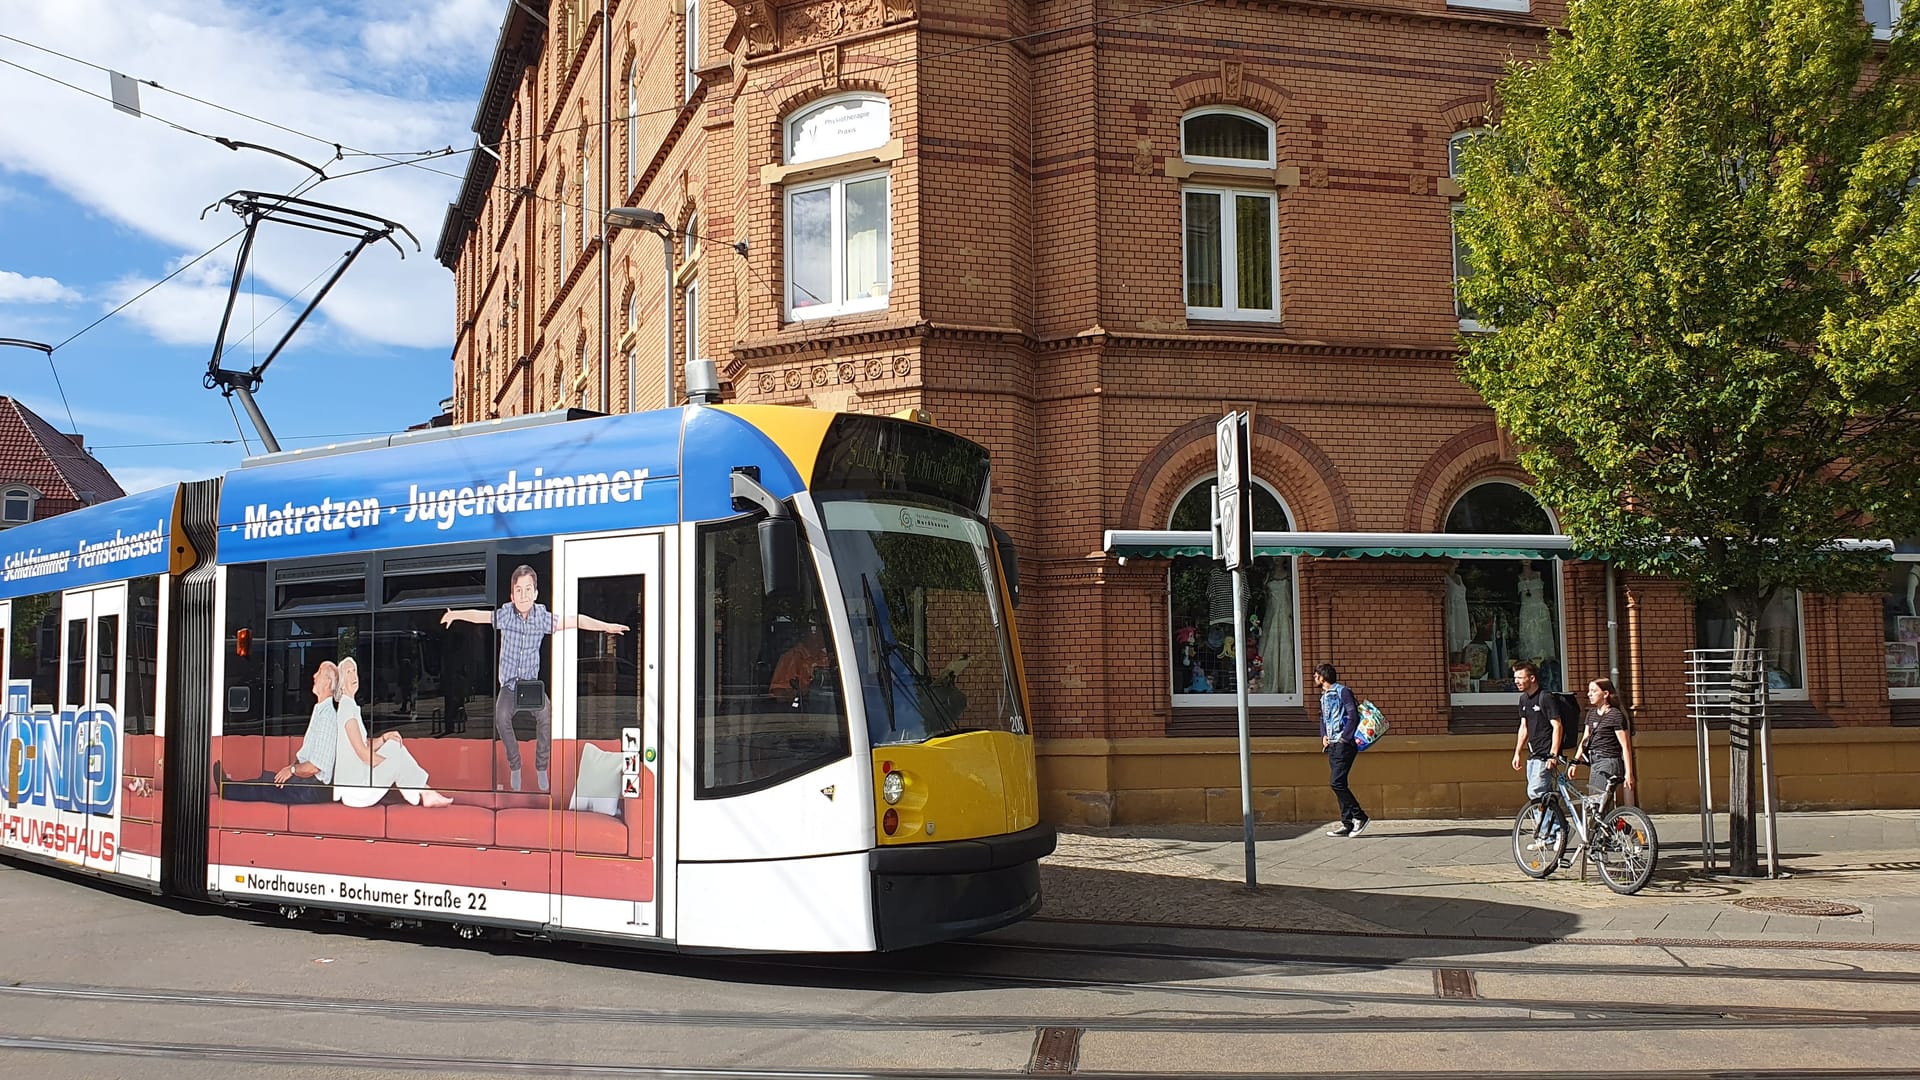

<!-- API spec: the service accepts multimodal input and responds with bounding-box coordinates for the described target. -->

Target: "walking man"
[1314,663,1369,837]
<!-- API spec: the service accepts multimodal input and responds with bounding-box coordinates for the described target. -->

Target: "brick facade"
[438,0,1919,823]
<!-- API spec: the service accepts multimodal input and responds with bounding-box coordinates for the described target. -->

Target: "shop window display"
[1695,590,1806,697]
[1444,482,1563,701]
[1883,540,1919,697]
[1168,481,1298,704]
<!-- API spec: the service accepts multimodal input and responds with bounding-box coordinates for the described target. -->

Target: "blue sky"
[0,0,501,493]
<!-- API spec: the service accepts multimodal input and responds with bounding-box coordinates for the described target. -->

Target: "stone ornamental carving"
[1132,137,1155,176]
[1222,59,1244,103]
[784,0,883,48]
[818,45,840,88]
[740,0,777,57]
[881,0,916,24]
[756,353,915,395]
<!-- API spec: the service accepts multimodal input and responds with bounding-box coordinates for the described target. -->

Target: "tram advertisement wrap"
[1,679,120,865]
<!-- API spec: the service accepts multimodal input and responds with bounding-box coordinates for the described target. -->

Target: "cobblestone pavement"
[1038,810,1920,943]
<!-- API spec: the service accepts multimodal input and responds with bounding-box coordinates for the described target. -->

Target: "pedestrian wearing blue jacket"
[1315,663,1369,836]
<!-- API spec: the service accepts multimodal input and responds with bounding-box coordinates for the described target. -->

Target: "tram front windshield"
[821,497,1023,748]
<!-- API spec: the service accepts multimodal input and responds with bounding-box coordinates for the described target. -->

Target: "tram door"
[60,584,126,874]
[554,533,666,937]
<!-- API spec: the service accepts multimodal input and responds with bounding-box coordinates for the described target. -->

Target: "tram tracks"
[4,977,1919,1035]
[7,1034,1920,1080]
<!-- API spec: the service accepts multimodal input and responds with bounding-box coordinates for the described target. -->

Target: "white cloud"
[362,0,500,69]
[0,269,81,303]
[106,461,228,494]
[0,0,488,350]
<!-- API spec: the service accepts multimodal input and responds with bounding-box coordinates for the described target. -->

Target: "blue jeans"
[1327,742,1366,825]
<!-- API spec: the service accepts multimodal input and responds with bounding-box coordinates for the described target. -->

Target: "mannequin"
[1445,568,1471,654]
[1907,563,1918,617]
[1516,563,1556,664]
[1259,569,1295,693]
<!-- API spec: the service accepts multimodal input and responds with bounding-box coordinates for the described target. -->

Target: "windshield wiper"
[860,574,898,733]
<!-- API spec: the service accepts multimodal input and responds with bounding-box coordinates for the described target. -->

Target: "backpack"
[1355,700,1389,750]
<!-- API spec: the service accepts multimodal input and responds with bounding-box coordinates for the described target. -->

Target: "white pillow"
[568,743,624,817]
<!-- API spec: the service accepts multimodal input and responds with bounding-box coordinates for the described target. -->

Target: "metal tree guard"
[1685,647,1781,877]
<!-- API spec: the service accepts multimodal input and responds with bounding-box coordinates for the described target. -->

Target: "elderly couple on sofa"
[217,658,455,808]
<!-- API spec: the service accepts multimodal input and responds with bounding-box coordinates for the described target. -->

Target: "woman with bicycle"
[1571,677,1635,809]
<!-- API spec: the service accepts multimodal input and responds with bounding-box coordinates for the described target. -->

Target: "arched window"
[558,176,570,276]
[1886,537,1920,699]
[683,212,702,372]
[1168,477,1301,705]
[579,133,592,251]
[2,485,39,526]
[1180,108,1279,323]
[783,94,891,320]
[1444,481,1561,702]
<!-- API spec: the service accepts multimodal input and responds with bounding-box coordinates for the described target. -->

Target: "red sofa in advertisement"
[210,734,654,902]
[119,733,164,859]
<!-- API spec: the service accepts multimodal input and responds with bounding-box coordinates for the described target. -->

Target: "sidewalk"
[1036,809,1920,944]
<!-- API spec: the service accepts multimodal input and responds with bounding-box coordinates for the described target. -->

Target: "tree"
[1455,0,1920,874]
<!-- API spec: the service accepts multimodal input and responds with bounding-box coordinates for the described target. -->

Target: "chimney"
[67,433,86,449]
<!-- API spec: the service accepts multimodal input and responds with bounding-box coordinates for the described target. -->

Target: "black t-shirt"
[1584,706,1632,767]
[1518,688,1561,759]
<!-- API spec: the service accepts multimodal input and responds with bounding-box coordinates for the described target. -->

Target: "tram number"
[466,892,488,912]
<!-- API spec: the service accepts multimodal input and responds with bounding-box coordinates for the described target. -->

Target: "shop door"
[554,533,665,937]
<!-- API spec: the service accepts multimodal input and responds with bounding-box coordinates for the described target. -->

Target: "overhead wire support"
[199,190,419,454]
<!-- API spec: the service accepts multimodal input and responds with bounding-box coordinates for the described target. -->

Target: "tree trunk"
[1726,598,1764,876]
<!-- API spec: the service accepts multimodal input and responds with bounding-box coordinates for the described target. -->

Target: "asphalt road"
[6,857,1920,1078]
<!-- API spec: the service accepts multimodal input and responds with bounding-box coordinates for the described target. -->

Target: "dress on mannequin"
[1446,571,1471,653]
[1516,566,1556,663]
[1259,572,1295,693]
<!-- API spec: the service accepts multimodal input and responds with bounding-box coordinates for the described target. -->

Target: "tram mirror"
[759,515,800,597]
[227,686,251,714]
[992,524,1020,607]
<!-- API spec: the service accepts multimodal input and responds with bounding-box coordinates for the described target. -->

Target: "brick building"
[436,0,1920,825]
[0,396,124,529]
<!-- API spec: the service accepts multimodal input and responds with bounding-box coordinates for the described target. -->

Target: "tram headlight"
[881,770,905,805]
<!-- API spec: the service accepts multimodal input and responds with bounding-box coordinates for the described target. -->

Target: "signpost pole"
[1216,412,1256,890]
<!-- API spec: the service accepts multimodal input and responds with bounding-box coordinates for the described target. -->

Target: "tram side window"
[124,576,160,735]
[694,515,850,799]
[9,591,62,708]
[265,612,373,738]
[224,566,267,733]
[369,556,493,749]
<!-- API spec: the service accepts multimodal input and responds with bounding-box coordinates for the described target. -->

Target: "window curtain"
[1185,192,1223,307]
[1184,114,1269,162]
[1235,195,1272,311]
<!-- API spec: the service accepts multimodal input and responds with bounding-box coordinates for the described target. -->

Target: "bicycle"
[1512,755,1659,895]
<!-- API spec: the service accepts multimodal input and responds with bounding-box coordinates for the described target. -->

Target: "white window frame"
[1179,106,1276,170]
[1694,590,1812,703]
[1182,186,1280,322]
[626,64,640,189]
[1450,129,1488,332]
[1,485,37,526]
[1869,0,1904,39]
[580,150,592,251]
[559,186,570,275]
[783,168,890,321]
[1168,477,1303,709]
[684,276,701,370]
[685,0,701,101]
[1889,551,1919,699]
[1448,0,1529,12]
[785,93,890,165]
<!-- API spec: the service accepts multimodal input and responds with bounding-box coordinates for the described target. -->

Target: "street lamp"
[1,337,79,440]
[0,337,53,355]
[605,207,676,414]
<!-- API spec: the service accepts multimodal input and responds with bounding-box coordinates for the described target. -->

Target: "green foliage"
[1455,0,1920,607]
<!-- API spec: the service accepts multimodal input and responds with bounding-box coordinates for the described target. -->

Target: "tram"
[0,404,1052,952]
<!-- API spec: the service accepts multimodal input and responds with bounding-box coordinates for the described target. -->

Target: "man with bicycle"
[1509,660,1572,848]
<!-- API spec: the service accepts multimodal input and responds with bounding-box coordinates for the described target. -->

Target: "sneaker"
[1525,838,1549,851]
[1349,818,1369,837]
[1326,824,1352,837]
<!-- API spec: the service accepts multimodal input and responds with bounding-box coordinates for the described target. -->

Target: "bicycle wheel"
[1512,798,1565,878]
[1594,806,1658,895]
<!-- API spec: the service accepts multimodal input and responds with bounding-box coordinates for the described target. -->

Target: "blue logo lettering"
[1,679,118,817]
